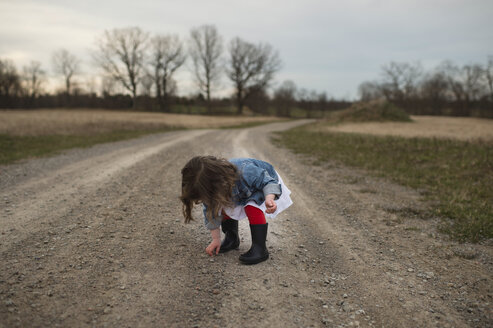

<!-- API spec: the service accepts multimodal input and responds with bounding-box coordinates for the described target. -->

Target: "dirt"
[0,121,491,328]
[321,116,493,141]
[0,109,279,136]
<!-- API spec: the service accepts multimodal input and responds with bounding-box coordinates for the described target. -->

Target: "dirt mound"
[331,100,412,123]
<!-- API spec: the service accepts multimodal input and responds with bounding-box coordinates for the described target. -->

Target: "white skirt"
[223,172,293,221]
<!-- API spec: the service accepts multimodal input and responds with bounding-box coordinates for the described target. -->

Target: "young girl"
[180,156,292,264]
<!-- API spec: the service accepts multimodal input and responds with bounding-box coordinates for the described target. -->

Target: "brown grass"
[0,109,280,136]
[318,115,493,141]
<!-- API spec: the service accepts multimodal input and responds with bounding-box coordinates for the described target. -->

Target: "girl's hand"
[265,194,277,214]
[206,239,221,256]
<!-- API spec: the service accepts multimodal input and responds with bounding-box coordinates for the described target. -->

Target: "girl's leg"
[240,206,269,264]
[219,211,239,253]
[221,210,232,221]
[244,205,266,225]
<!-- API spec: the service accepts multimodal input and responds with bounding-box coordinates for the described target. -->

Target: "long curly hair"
[180,156,238,224]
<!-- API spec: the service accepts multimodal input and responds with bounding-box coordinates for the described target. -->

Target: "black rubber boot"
[219,219,240,253]
[239,223,269,264]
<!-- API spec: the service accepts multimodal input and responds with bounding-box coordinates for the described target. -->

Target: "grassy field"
[0,109,282,164]
[276,117,493,243]
[321,115,493,141]
[0,109,280,136]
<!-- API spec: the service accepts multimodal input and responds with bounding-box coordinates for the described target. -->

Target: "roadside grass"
[0,128,178,165]
[275,126,493,243]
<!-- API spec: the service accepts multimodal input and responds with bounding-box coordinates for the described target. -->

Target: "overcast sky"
[1,0,492,99]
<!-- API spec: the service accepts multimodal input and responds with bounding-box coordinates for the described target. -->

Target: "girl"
[180,156,292,264]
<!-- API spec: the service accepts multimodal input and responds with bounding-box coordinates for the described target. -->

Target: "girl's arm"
[242,163,282,199]
[205,228,221,256]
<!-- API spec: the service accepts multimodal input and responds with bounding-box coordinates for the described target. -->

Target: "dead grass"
[319,115,493,141]
[276,124,493,242]
[0,109,280,136]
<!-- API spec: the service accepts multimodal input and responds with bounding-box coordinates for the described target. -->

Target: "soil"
[321,116,493,141]
[0,121,491,328]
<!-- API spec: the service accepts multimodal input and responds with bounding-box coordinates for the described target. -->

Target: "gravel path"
[0,121,491,327]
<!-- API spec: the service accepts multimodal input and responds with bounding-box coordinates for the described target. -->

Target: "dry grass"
[319,115,493,141]
[0,109,280,136]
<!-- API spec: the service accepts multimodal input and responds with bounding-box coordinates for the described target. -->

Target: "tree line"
[0,25,349,116]
[2,25,491,118]
[358,58,493,118]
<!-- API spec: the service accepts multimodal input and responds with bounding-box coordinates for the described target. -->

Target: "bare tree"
[140,72,154,97]
[274,80,297,117]
[439,61,485,101]
[462,64,485,102]
[149,34,186,111]
[438,61,487,115]
[22,61,45,99]
[420,72,448,99]
[316,91,328,113]
[381,61,423,102]
[52,49,80,95]
[358,81,382,101]
[101,75,116,97]
[420,72,449,115]
[94,27,149,107]
[0,58,22,98]
[486,56,493,100]
[438,61,465,102]
[227,37,281,114]
[189,25,223,114]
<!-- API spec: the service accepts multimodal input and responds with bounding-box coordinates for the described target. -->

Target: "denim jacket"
[203,158,282,230]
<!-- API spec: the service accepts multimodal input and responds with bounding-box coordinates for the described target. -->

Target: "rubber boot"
[219,219,240,253]
[239,223,269,264]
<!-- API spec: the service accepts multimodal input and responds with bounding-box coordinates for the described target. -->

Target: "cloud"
[1,0,492,98]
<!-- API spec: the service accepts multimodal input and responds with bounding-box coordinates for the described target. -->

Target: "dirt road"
[1,121,491,328]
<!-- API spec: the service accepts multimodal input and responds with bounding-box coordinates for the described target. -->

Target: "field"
[276,116,493,242]
[0,109,281,164]
[0,109,280,136]
[319,115,493,141]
